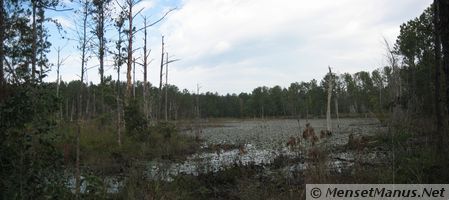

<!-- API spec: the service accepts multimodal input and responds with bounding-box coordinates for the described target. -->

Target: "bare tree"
[334,76,340,130]
[114,0,144,103]
[142,16,151,120]
[55,46,69,98]
[113,10,126,147]
[165,52,168,121]
[133,57,136,99]
[55,46,69,120]
[125,0,136,102]
[195,84,202,140]
[163,52,179,121]
[326,66,333,133]
[115,0,175,104]
[159,36,165,119]
[74,0,92,196]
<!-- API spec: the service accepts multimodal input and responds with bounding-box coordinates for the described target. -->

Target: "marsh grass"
[56,118,199,177]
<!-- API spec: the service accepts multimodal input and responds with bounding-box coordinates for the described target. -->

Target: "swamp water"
[70,118,388,193]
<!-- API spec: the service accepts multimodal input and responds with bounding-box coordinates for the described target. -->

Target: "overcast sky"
[45,0,432,95]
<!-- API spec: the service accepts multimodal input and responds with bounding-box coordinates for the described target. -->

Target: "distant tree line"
[22,4,448,123]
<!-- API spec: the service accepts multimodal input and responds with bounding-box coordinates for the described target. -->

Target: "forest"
[1,0,449,199]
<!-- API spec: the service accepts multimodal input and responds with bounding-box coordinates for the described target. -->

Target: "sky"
[44,0,432,95]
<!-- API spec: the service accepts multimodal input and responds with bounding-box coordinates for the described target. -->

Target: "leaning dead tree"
[326,66,333,133]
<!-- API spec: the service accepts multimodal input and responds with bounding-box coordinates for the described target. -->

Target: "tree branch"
[134,8,176,33]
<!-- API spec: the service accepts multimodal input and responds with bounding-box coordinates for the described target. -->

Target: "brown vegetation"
[303,123,319,145]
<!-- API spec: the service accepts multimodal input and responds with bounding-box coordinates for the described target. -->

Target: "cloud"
[46,0,432,95]
[54,16,74,29]
[157,0,432,94]
[135,0,155,14]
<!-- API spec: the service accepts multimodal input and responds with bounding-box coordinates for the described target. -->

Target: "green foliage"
[0,85,69,199]
[124,99,147,137]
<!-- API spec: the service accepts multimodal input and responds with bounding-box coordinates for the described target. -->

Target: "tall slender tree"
[159,36,165,119]
[125,0,136,102]
[142,16,151,120]
[74,0,92,196]
[326,67,333,132]
[0,0,4,85]
[92,0,111,114]
[165,52,168,121]
[113,10,126,147]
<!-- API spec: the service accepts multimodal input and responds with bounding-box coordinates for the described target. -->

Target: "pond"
[148,118,387,180]
[69,118,389,193]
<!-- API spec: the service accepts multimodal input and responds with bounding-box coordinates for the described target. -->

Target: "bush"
[124,100,147,137]
[0,85,69,199]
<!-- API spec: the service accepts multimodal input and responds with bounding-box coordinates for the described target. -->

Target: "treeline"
[24,5,446,123]
[53,6,438,121]
[53,67,392,121]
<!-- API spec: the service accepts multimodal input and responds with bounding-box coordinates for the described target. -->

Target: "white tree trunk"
[326,66,333,132]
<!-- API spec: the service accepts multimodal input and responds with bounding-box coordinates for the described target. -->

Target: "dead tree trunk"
[125,0,135,104]
[76,1,90,195]
[116,24,124,147]
[133,58,136,99]
[99,17,105,114]
[117,65,122,147]
[326,66,333,132]
[143,16,150,120]
[165,52,169,121]
[85,84,90,119]
[56,47,63,120]
[335,90,340,129]
[159,36,165,120]
[195,84,201,140]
